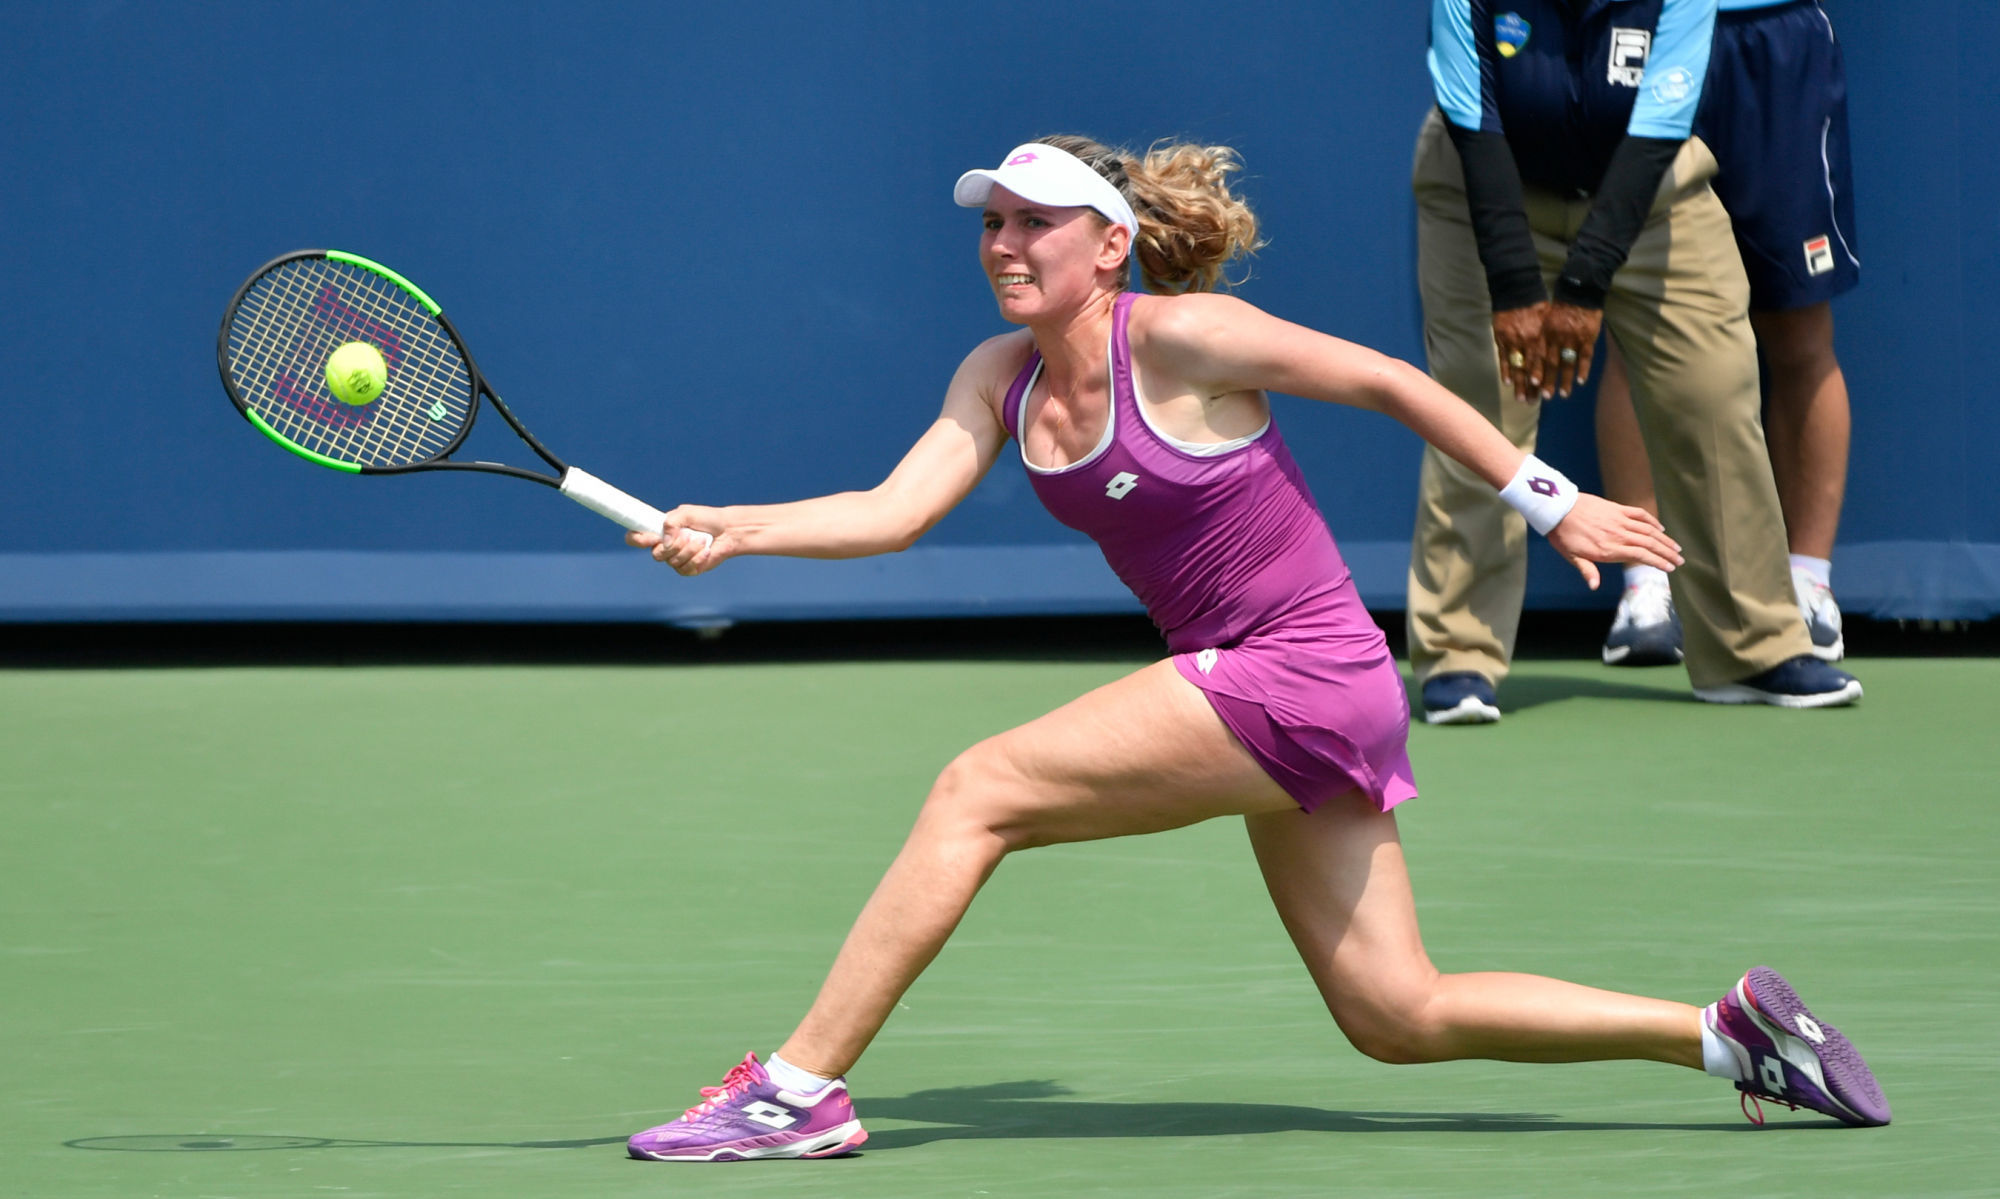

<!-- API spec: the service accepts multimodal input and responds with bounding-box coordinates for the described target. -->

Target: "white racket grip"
[558,467,714,549]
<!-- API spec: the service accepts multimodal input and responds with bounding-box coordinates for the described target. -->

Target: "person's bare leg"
[1247,794,1702,1068]
[1752,303,1849,560]
[776,659,1297,1078]
[1594,341,1661,520]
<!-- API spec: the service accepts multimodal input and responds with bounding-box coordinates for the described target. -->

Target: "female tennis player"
[621,136,1890,1160]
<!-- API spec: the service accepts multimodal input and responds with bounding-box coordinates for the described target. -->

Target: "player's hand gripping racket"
[216,249,709,547]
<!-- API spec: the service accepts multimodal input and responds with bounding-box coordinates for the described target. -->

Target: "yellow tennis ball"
[325,341,387,406]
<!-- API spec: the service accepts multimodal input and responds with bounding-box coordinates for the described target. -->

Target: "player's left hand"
[1546,493,1682,590]
[1541,302,1602,399]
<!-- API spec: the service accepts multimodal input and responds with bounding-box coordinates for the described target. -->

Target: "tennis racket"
[216,249,709,546]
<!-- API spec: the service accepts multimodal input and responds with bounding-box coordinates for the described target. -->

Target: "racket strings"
[225,258,472,468]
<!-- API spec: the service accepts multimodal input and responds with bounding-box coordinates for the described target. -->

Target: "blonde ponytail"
[1032,134,1263,294]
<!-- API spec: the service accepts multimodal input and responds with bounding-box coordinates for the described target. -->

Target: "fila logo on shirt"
[740,1101,799,1129]
[1105,471,1139,499]
[1607,28,1651,87]
[1804,235,1835,276]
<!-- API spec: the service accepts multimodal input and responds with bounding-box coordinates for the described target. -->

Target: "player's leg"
[1246,794,1890,1124]
[1246,795,1701,1067]
[776,657,1297,1077]
[629,658,1299,1160]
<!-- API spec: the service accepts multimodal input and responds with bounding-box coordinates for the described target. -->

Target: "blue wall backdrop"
[4,1,1994,625]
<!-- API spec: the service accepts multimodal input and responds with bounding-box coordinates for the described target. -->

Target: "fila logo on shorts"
[1804,235,1835,276]
[1105,471,1139,499]
[1608,28,1650,87]
[740,1101,799,1129]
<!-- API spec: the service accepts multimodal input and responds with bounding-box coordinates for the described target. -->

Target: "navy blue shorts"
[1698,1,1860,311]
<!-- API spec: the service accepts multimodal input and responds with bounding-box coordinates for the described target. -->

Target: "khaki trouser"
[1405,110,1811,690]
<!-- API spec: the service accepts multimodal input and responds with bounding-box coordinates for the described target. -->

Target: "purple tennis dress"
[1002,293,1416,813]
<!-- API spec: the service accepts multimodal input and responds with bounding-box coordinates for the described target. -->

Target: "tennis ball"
[325,341,387,406]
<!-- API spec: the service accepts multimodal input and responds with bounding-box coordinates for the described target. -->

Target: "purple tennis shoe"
[627,1053,868,1162]
[1705,967,1891,1126]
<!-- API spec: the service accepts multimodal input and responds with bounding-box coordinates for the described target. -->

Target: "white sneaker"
[1793,570,1845,662]
[1602,574,1683,666]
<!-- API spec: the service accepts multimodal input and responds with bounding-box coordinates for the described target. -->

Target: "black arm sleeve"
[1442,117,1547,312]
[1552,135,1684,309]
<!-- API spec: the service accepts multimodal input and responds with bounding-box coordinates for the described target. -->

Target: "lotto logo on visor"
[954,142,1140,246]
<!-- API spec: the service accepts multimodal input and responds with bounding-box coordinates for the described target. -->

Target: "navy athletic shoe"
[1794,571,1846,661]
[1692,654,1861,708]
[1602,575,1684,666]
[1421,672,1501,725]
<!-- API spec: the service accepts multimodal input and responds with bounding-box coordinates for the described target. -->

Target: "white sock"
[1698,1006,1747,1080]
[1789,554,1832,589]
[766,1052,835,1094]
[1623,563,1669,590]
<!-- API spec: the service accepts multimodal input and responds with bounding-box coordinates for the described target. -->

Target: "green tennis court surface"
[4,654,1994,1196]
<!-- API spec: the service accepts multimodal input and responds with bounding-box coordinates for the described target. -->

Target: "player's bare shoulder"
[1126,292,1268,382]
[951,328,1038,421]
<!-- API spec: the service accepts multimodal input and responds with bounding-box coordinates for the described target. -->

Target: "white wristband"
[1498,454,1578,536]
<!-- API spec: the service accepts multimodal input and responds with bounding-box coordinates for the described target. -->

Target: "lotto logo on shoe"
[1759,1056,1787,1095]
[740,1101,799,1129]
[1607,28,1650,86]
[1105,471,1139,499]
[1804,235,1835,276]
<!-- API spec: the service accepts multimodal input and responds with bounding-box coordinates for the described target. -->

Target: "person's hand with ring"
[1542,301,1603,397]
[1492,303,1550,403]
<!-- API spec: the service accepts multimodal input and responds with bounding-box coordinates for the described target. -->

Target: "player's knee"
[1329,986,1450,1065]
[921,745,1041,852]
[1338,1010,1447,1065]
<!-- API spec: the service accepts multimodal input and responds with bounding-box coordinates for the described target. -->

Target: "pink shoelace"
[1739,1087,1801,1126]
[679,1056,760,1122]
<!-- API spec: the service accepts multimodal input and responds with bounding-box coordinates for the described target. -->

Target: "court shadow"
[1401,672,1688,717]
[67,1078,1835,1156]
[855,1079,1782,1150]
[1490,671,1691,714]
[65,1133,630,1153]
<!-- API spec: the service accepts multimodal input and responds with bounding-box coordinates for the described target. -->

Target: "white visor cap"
[954,142,1139,251]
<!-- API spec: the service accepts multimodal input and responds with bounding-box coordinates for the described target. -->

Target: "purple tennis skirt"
[1172,607,1416,814]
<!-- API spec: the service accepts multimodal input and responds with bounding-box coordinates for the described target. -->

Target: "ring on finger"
[1507,350,1526,368]
[1558,347,1578,363]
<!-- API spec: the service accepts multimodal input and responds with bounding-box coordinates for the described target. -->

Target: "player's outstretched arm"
[1141,293,1681,585]
[629,336,1017,576]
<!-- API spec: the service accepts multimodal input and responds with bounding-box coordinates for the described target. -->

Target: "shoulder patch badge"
[1495,13,1530,58]
[1650,65,1694,104]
